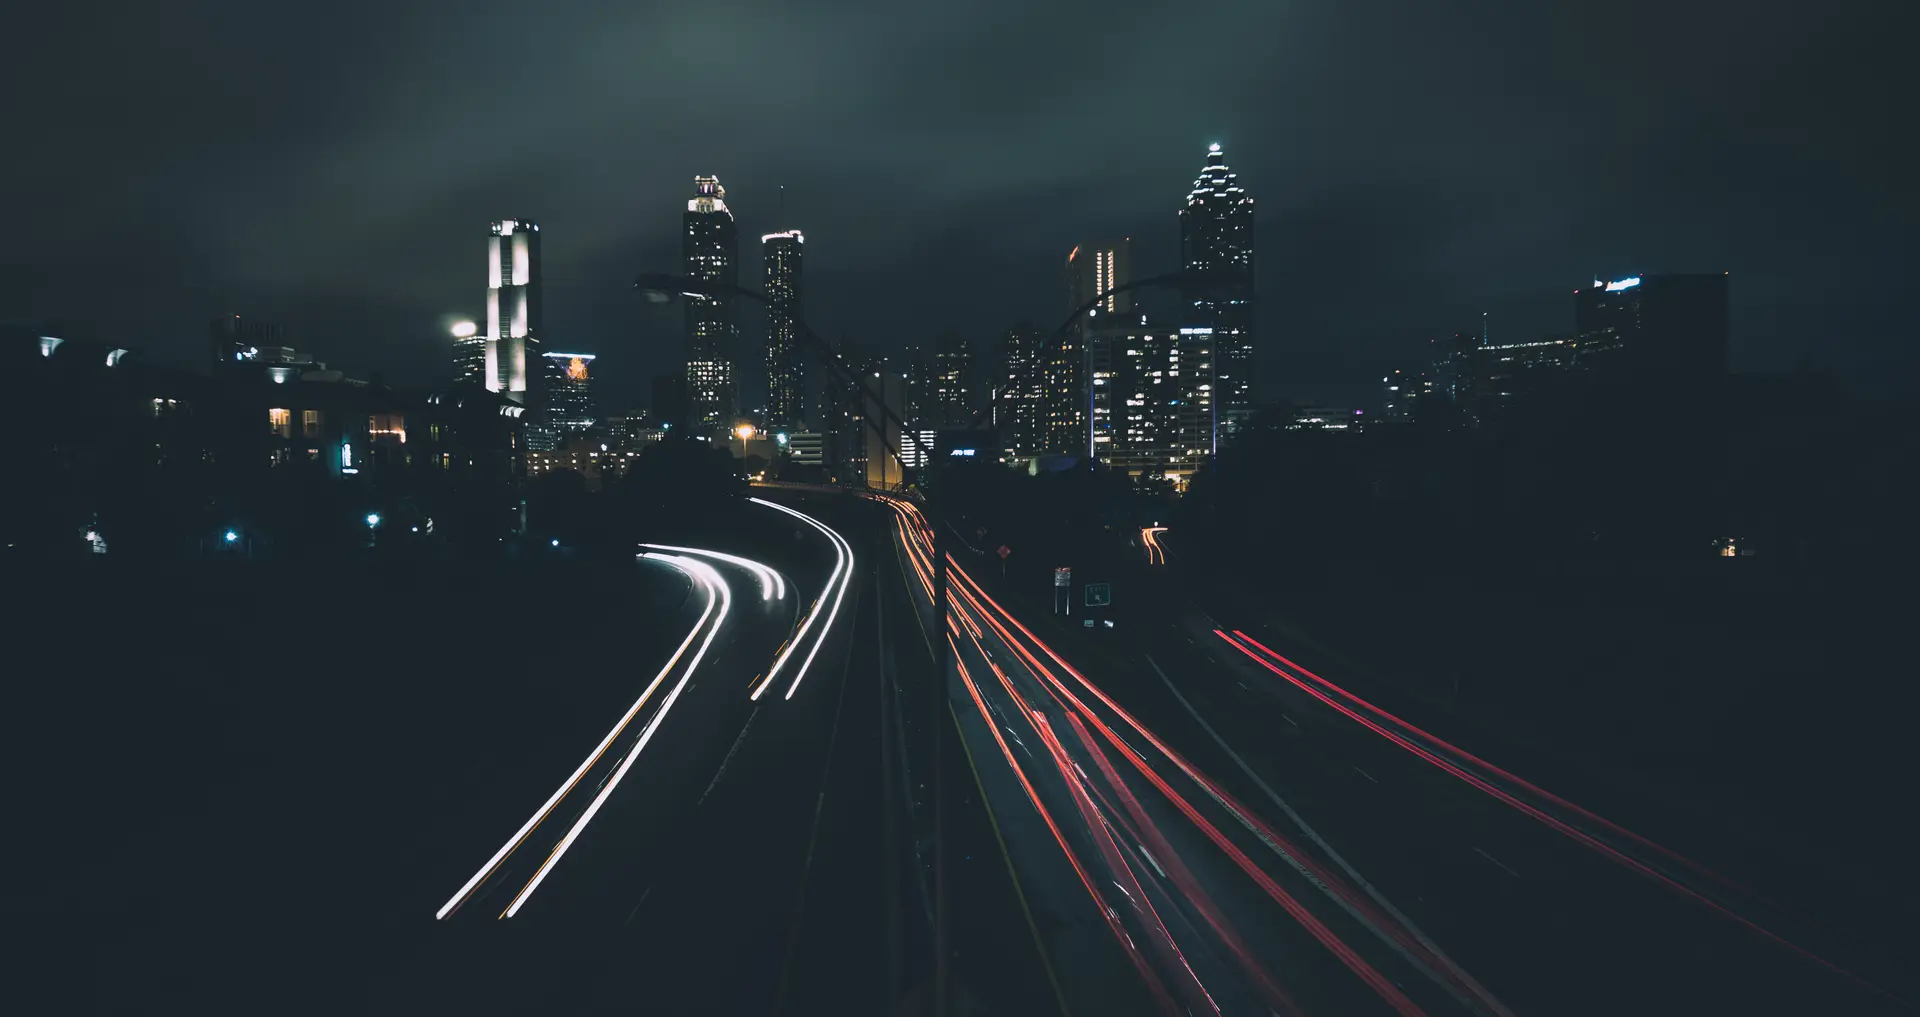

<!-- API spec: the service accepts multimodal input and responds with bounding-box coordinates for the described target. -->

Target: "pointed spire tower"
[1178,142,1255,438]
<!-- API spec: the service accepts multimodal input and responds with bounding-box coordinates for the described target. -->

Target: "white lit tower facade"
[486,218,543,405]
[763,229,805,428]
[1179,143,1254,438]
[684,176,740,433]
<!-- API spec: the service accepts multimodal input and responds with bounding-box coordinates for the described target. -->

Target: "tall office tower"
[1573,273,1729,383]
[485,218,543,405]
[1178,143,1254,437]
[209,314,285,368]
[452,320,487,386]
[762,230,806,427]
[998,322,1045,461]
[1042,321,1085,456]
[930,331,971,427]
[684,176,740,433]
[1083,319,1215,485]
[1067,239,1132,316]
[540,351,597,435]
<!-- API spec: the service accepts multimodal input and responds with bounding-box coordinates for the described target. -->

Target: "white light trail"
[639,543,785,600]
[748,497,855,701]
[501,554,733,917]
[434,554,720,920]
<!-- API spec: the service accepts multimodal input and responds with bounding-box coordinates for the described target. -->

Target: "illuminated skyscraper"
[1179,143,1254,435]
[485,218,543,405]
[540,351,596,435]
[997,322,1045,461]
[684,176,739,432]
[763,229,805,426]
[1067,239,1131,317]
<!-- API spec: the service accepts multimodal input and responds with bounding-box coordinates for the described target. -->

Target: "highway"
[880,496,1908,1016]
[405,492,893,1014]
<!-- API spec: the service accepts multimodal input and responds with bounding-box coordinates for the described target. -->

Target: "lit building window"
[302,409,323,437]
[269,408,292,437]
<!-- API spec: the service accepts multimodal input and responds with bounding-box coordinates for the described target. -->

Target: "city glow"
[450,320,478,338]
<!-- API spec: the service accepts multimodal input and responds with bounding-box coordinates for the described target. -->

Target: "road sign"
[997,545,1012,560]
[1054,567,1071,588]
[1084,582,1112,607]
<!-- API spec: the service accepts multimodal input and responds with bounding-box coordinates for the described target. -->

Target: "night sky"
[5,0,1911,412]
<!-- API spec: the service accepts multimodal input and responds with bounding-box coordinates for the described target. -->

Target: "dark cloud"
[4,0,1913,410]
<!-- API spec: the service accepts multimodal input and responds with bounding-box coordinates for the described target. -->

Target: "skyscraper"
[1067,239,1131,316]
[763,230,805,427]
[485,218,543,405]
[997,322,1045,461]
[1179,143,1254,436]
[930,330,972,427]
[684,176,740,433]
[539,351,596,435]
[1574,273,1729,383]
[452,319,486,386]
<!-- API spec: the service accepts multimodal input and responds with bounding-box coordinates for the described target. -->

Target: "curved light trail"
[1142,526,1168,565]
[640,542,786,600]
[497,554,733,917]
[876,492,1504,1016]
[748,497,855,701]
[434,552,728,920]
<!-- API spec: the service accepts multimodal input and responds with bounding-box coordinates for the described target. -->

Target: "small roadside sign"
[1084,583,1112,607]
[1054,567,1071,587]
[997,545,1012,560]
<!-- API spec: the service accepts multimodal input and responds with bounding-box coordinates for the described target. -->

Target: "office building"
[451,319,487,387]
[1574,273,1730,383]
[763,230,806,427]
[684,176,740,433]
[1381,368,1436,422]
[997,322,1045,462]
[1178,143,1255,435]
[539,351,596,435]
[1084,318,1215,485]
[863,370,908,490]
[1068,239,1132,317]
[485,218,542,406]
[929,331,971,427]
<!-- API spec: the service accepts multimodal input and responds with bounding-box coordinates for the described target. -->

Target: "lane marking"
[1352,766,1378,784]
[1473,847,1523,880]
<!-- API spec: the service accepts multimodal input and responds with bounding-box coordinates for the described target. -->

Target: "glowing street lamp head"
[735,424,756,441]
[224,530,239,543]
[365,513,381,528]
[450,320,478,338]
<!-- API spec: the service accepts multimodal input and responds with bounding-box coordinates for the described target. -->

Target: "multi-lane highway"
[879,494,1908,1016]
[406,492,891,1014]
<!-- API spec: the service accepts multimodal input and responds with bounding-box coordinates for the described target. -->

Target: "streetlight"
[224,530,239,544]
[365,512,381,528]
